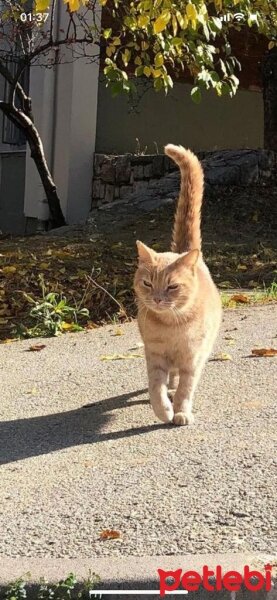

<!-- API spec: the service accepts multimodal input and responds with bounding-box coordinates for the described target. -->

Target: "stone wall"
[92,153,178,208]
[92,149,277,209]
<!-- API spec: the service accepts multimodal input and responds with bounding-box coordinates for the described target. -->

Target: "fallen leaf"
[100,353,143,361]
[128,342,144,350]
[26,387,38,395]
[39,262,50,269]
[251,348,277,357]
[28,344,46,352]
[112,328,124,336]
[2,266,17,274]
[61,322,74,331]
[218,281,232,288]
[213,353,233,361]
[231,294,250,303]
[100,529,121,540]
[86,321,99,329]
[111,242,123,250]
[237,264,247,271]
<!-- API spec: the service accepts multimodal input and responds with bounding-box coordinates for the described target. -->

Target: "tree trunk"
[263,48,277,151]
[0,102,66,228]
[25,123,66,228]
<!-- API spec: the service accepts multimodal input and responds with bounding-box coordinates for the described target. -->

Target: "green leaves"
[99,0,276,100]
[191,86,202,103]
[153,10,171,33]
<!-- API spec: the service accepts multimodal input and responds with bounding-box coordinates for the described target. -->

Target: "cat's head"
[134,241,199,314]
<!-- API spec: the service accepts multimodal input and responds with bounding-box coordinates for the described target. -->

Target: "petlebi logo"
[158,564,273,596]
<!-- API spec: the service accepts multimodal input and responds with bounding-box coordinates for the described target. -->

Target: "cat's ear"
[136,241,157,264]
[175,249,199,270]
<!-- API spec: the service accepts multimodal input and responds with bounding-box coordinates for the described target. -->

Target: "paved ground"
[0,305,276,559]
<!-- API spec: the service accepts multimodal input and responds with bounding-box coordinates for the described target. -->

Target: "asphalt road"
[0,305,276,558]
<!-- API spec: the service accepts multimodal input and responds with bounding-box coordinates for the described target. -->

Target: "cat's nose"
[154,298,162,304]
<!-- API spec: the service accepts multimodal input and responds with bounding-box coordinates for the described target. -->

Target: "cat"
[134,144,222,426]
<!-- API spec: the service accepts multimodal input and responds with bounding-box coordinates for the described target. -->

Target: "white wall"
[24,6,100,224]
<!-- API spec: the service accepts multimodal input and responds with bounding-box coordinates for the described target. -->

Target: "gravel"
[0,305,276,558]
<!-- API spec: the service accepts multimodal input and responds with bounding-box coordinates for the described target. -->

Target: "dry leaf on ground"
[231,294,250,303]
[112,328,124,336]
[251,348,277,357]
[99,529,121,540]
[27,344,46,352]
[100,353,143,361]
[213,353,233,361]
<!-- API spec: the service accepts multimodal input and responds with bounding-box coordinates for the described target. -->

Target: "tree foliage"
[0,0,276,102]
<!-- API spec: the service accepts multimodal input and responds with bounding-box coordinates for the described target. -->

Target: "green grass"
[221,281,277,309]
[4,572,101,600]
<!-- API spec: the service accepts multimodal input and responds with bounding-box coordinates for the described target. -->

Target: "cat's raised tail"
[164,144,204,253]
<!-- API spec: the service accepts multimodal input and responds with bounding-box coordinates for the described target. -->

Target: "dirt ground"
[0,182,276,340]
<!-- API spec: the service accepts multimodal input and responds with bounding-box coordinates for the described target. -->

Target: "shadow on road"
[0,388,166,465]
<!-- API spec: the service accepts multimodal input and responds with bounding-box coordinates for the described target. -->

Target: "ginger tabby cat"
[134,144,222,426]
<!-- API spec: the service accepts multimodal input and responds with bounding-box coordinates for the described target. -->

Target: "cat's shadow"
[0,389,165,466]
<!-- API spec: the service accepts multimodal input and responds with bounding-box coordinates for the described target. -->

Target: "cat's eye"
[167,283,179,291]
[143,280,152,288]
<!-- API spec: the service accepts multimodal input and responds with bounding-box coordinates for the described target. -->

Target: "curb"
[0,554,276,599]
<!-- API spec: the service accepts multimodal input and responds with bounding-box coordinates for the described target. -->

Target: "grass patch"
[0,192,276,340]
[221,281,277,308]
[4,572,100,600]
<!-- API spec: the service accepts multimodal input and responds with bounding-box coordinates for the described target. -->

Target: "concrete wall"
[24,4,100,225]
[0,153,26,234]
[95,78,263,154]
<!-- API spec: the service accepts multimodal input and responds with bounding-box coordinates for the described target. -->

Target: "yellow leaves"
[153,10,171,34]
[237,264,247,271]
[213,353,233,361]
[268,41,276,50]
[134,56,142,66]
[2,266,17,274]
[154,52,164,67]
[186,3,197,20]
[152,69,163,78]
[100,353,143,361]
[60,321,75,331]
[214,0,222,10]
[138,14,150,28]
[251,348,277,357]
[106,46,116,58]
[112,328,124,336]
[230,294,250,304]
[66,0,81,11]
[100,529,121,540]
[172,14,178,36]
[143,66,152,77]
[122,48,131,67]
[35,0,50,11]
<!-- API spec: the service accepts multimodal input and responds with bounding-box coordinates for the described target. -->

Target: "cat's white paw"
[173,412,195,426]
[152,401,174,424]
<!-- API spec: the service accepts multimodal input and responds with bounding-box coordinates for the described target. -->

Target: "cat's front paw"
[173,412,195,426]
